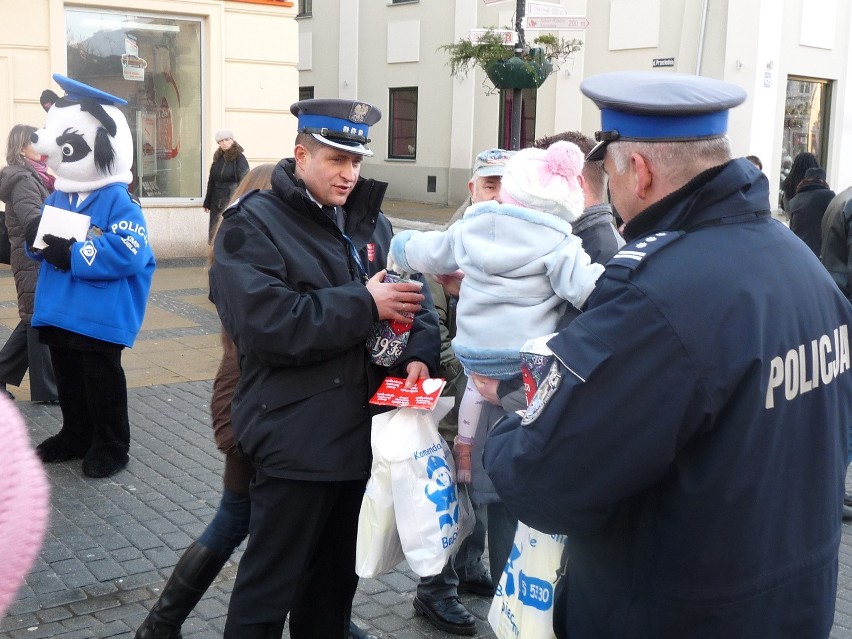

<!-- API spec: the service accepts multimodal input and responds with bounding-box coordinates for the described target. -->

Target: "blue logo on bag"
[518,571,553,611]
[424,455,459,539]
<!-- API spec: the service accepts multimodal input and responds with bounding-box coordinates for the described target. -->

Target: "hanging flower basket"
[485,55,553,89]
[439,31,580,93]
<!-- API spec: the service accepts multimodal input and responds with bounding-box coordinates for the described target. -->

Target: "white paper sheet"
[34,205,91,250]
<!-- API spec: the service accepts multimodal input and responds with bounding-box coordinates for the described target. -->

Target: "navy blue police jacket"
[484,158,852,638]
[209,159,439,481]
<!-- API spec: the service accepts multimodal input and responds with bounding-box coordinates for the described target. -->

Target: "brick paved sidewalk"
[1,255,852,638]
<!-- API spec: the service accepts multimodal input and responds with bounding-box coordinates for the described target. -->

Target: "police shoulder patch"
[608,231,684,271]
[222,188,261,219]
[522,361,562,425]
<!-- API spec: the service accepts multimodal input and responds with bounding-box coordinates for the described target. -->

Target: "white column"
[339,0,359,99]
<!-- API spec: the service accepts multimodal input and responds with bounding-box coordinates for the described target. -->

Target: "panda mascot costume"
[28,74,156,478]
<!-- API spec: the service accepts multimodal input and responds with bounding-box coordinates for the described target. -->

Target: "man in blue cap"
[209,99,439,638]
[484,71,852,637]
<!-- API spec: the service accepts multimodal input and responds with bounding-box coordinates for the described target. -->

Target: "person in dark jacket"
[138,164,380,639]
[485,71,852,638]
[781,151,819,212]
[469,130,624,591]
[203,129,249,242]
[788,166,834,256]
[0,124,57,402]
[209,98,440,639]
[822,186,852,303]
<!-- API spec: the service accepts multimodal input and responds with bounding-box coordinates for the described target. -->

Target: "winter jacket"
[820,186,852,302]
[203,143,249,215]
[390,201,603,379]
[31,184,156,347]
[208,159,440,481]
[470,203,623,505]
[788,182,835,256]
[0,164,50,322]
[485,159,852,638]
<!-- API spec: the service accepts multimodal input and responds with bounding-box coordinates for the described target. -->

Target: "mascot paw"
[82,447,129,478]
[36,434,89,463]
[41,234,75,271]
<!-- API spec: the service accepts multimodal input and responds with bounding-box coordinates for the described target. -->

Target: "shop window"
[298,0,312,17]
[65,8,203,200]
[499,89,537,150]
[781,76,831,174]
[389,87,417,159]
[299,86,315,100]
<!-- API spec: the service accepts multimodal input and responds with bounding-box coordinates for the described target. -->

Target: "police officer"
[210,99,439,638]
[484,71,852,638]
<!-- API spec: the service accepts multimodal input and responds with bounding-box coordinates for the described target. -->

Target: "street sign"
[526,1,568,16]
[523,15,590,30]
[467,28,516,45]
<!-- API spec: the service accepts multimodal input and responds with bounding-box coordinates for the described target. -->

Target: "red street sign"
[523,15,590,30]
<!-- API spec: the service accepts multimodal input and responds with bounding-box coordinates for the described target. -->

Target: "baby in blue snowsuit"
[389,141,604,482]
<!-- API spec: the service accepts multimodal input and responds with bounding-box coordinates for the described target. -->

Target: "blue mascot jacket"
[485,158,852,638]
[32,184,155,347]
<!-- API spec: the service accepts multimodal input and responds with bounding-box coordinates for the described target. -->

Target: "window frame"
[388,87,418,160]
[782,75,831,169]
[64,7,204,203]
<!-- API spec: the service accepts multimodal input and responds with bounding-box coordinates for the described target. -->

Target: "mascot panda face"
[31,90,133,194]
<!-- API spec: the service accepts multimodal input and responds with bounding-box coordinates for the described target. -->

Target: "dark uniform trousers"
[224,472,369,638]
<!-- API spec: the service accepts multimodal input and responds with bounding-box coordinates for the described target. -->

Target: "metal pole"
[510,0,525,150]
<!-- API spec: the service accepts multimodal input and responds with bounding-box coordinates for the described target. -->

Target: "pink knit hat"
[0,394,50,616]
[500,140,585,222]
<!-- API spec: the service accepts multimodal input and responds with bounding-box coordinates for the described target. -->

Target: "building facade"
[1,0,299,258]
[3,0,850,258]
[298,0,852,209]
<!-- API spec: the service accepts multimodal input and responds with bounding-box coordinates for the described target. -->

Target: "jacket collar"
[622,158,770,242]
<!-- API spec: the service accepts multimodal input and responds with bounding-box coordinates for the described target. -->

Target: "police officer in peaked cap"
[209,97,439,639]
[484,71,852,638]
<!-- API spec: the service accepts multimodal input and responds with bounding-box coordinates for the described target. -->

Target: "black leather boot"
[135,542,229,639]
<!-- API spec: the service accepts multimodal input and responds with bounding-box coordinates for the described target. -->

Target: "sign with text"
[652,57,675,67]
[523,15,590,30]
[526,1,568,16]
[467,28,516,45]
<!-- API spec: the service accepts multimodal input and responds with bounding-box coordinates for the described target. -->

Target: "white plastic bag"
[488,522,566,639]
[356,400,469,577]
[355,410,406,578]
[360,401,473,577]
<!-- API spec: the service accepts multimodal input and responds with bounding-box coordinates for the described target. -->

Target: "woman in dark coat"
[787,167,835,257]
[0,124,57,402]
[203,129,249,242]
[780,151,819,212]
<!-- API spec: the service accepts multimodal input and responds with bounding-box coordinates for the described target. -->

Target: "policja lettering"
[765,324,850,409]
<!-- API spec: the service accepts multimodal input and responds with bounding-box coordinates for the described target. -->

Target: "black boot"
[135,542,229,639]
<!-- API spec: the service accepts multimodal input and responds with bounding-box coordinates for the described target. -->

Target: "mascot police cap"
[291,98,381,157]
[51,74,128,106]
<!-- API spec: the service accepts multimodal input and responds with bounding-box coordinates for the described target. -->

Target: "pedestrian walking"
[0,124,58,402]
[203,129,249,242]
